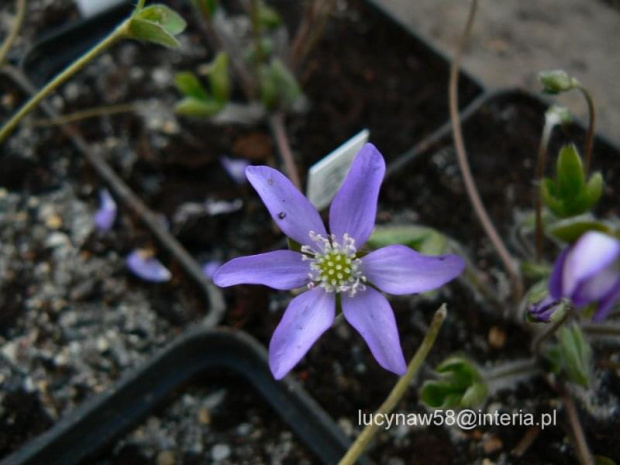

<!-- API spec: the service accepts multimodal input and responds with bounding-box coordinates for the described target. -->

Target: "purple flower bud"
[220,155,249,185]
[550,231,620,321]
[94,189,117,231]
[126,249,172,282]
[528,295,562,322]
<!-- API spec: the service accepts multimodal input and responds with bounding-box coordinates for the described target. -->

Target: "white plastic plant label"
[306,129,370,211]
[75,0,126,18]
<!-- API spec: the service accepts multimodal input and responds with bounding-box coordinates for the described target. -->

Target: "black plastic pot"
[1,327,367,465]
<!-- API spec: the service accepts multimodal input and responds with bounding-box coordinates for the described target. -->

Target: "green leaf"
[270,59,303,108]
[521,261,552,280]
[128,18,181,48]
[541,178,563,216]
[594,456,617,465]
[554,324,592,388]
[585,172,604,207]
[556,144,585,200]
[128,5,187,48]
[367,225,448,255]
[175,97,224,117]
[138,5,186,35]
[174,72,208,100]
[209,53,231,103]
[538,70,579,94]
[420,356,487,409]
[259,64,277,109]
[547,215,611,243]
[258,1,282,28]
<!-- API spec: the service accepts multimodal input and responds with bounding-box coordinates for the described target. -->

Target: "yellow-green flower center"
[301,232,366,296]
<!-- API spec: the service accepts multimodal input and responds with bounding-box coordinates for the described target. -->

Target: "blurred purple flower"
[202,260,222,280]
[550,231,620,321]
[220,155,250,185]
[214,144,465,379]
[127,249,172,283]
[528,295,562,322]
[94,189,117,231]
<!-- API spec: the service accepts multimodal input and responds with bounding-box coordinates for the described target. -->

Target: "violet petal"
[549,248,569,299]
[328,143,385,246]
[361,245,464,295]
[213,250,310,290]
[94,189,117,231]
[220,155,249,185]
[593,281,620,321]
[246,165,327,244]
[563,232,620,298]
[269,288,335,379]
[342,287,406,375]
[572,260,620,307]
[126,250,172,282]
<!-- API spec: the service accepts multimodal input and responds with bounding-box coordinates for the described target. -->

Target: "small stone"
[488,326,506,349]
[198,407,210,425]
[156,451,175,465]
[211,444,231,461]
[45,214,63,230]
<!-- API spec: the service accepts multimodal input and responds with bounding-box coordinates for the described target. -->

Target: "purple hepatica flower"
[94,189,117,231]
[550,231,620,321]
[127,249,172,283]
[214,144,465,379]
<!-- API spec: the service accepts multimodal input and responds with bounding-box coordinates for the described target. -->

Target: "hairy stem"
[449,0,522,300]
[534,116,557,261]
[31,102,140,127]
[0,0,27,67]
[269,112,302,190]
[485,358,539,385]
[577,86,596,175]
[561,388,594,465]
[0,20,129,145]
[338,305,447,465]
[532,309,571,355]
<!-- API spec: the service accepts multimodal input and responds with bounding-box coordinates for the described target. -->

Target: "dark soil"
[0,0,618,464]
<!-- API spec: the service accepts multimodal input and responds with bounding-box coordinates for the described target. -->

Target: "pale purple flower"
[94,189,117,231]
[214,144,465,379]
[550,231,620,321]
[127,249,172,282]
[220,155,250,185]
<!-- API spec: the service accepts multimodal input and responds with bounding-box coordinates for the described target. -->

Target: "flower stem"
[31,102,140,128]
[448,0,523,301]
[268,112,302,190]
[0,0,26,67]
[135,0,146,12]
[577,85,596,175]
[338,304,448,465]
[531,309,571,355]
[561,387,594,465]
[534,115,557,261]
[0,20,130,145]
[484,358,539,392]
